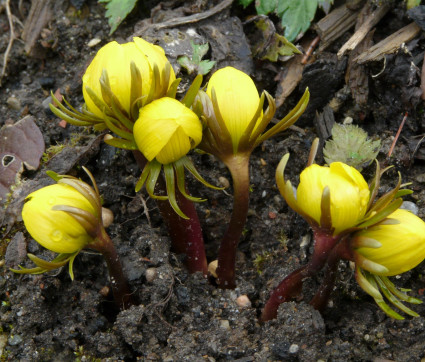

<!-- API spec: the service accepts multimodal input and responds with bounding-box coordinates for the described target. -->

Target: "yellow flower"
[133,97,202,164]
[206,66,261,152]
[277,156,370,235]
[22,183,96,254]
[82,37,175,118]
[353,208,425,276]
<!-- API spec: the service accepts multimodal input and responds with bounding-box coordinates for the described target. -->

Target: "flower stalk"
[132,150,208,275]
[198,66,310,288]
[88,227,133,309]
[215,154,250,288]
[261,229,340,321]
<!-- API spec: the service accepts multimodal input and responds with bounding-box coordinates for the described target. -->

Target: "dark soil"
[2,0,425,361]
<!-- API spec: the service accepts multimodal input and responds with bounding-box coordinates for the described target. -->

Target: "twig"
[307,138,320,166]
[355,22,421,64]
[337,3,390,59]
[301,36,320,64]
[139,193,152,228]
[421,52,425,100]
[1,0,15,87]
[133,0,233,35]
[388,112,408,158]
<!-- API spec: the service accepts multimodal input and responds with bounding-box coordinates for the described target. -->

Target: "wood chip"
[337,3,390,58]
[354,22,421,64]
[345,3,375,106]
[314,5,360,51]
[21,0,54,57]
[274,54,305,108]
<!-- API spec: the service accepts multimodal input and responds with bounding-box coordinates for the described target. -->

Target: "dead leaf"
[0,133,104,233]
[0,116,45,204]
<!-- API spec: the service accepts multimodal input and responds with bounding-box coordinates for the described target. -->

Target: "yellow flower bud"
[133,97,202,164]
[22,184,97,254]
[206,66,261,152]
[353,209,425,276]
[82,37,175,118]
[295,162,370,234]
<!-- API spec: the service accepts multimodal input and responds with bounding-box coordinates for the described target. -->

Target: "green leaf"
[407,0,421,9]
[238,0,254,8]
[261,34,301,61]
[277,0,318,42]
[256,0,278,14]
[198,60,216,75]
[99,0,138,35]
[177,41,216,76]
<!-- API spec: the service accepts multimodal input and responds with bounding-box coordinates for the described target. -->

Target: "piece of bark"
[274,37,316,108]
[314,5,360,51]
[274,55,305,108]
[346,30,374,106]
[338,3,390,58]
[355,22,421,64]
[314,105,335,159]
[421,52,425,100]
[314,105,335,141]
[21,0,54,58]
[345,3,375,107]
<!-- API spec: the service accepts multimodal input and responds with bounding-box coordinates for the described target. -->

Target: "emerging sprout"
[12,168,132,309]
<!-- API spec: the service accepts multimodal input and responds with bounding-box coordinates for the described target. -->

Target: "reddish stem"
[132,151,208,275]
[310,237,354,311]
[261,229,340,321]
[216,155,250,288]
[90,228,133,310]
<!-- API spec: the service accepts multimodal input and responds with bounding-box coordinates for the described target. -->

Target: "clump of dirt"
[2,0,425,360]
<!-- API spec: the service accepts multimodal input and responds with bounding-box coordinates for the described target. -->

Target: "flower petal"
[206,67,260,150]
[22,184,95,254]
[354,209,425,276]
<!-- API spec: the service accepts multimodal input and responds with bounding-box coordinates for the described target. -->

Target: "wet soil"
[2,0,425,361]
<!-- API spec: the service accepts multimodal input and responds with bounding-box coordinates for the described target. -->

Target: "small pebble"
[41,96,53,111]
[6,96,21,110]
[415,173,425,183]
[145,268,157,283]
[208,260,218,278]
[236,295,251,308]
[101,207,114,227]
[289,344,299,354]
[400,201,418,215]
[99,286,110,297]
[218,176,230,189]
[38,77,55,88]
[219,319,230,330]
[88,38,101,47]
[8,335,23,346]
